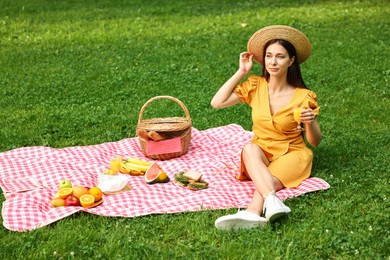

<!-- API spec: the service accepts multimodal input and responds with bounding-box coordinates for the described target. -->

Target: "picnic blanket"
[0,124,330,232]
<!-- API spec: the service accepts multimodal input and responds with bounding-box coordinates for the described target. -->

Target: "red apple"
[64,195,80,206]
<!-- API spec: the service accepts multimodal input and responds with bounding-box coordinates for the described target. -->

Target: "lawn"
[0,0,389,258]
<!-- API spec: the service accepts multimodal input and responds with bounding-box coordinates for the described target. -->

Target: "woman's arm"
[301,109,321,147]
[210,70,246,108]
[210,52,253,109]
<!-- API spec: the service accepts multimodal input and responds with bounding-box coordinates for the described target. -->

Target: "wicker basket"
[136,96,192,160]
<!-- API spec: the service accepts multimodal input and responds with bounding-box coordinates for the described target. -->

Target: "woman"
[211,25,321,230]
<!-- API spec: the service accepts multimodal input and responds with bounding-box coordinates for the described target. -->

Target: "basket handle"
[138,96,191,124]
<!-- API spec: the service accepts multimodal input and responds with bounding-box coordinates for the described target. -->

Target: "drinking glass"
[293,107,304,131]
[110,157,122,173]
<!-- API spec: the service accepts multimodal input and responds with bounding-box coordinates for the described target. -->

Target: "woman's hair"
[261,39,308,89]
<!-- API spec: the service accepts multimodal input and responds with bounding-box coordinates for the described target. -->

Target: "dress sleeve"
[233,75,259,104]
[303,91,320,118]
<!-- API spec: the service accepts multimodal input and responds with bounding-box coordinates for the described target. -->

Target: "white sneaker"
[264,195,291,222]
[215,210,268,230]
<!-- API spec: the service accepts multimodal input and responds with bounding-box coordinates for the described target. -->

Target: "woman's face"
[265,42,295,78]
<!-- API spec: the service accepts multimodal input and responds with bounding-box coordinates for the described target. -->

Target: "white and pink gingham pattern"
[0,124,330,231]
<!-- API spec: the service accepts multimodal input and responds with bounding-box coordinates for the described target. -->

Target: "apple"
[64,195,80,206]
[51,198,65,207]
[59,179,72,189]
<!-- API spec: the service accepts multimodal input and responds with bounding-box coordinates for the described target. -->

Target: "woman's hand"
[210,52,253,109]
[239,52,253,74]
[300,108,315,125]
[301,108,321,147]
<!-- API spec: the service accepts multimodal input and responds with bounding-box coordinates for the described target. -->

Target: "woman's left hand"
[300,108,321,147]
[300,108,316,125]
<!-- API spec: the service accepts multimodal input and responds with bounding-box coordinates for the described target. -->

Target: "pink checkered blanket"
[0,124,330,231]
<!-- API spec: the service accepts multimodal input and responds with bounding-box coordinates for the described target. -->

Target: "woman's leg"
[242,143,289,219]
[241,143,274,193]
[214,144,289,230]
[246,178,284,215]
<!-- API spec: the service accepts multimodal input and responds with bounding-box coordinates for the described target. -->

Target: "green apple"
[59,179,72,189]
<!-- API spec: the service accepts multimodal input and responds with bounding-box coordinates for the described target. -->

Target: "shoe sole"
[215,216,267,230]
[266,208,291,222]
[267,211,288,222]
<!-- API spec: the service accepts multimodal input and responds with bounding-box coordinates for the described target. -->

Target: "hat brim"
[247,25,311,64]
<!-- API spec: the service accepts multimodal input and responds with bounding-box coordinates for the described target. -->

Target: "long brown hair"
[261,39,308,89]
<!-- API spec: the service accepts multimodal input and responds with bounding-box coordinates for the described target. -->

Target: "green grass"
[1,0,389,258]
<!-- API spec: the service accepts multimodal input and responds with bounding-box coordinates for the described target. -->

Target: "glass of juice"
[293,107,304,131]
[110,157,122,173]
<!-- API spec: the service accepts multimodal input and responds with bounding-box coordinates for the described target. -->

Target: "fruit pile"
[103,157,152,176]
[51,179,103,208]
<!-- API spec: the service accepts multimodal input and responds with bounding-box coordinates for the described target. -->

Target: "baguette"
[136,129,150,140]
[148,131,165,141]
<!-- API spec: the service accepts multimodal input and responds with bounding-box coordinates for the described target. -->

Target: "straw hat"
[247,25,311,64]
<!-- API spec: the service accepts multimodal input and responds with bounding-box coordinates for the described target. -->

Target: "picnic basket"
[136,96,192,160]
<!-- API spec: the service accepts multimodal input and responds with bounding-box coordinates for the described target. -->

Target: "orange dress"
[233,76,320,188]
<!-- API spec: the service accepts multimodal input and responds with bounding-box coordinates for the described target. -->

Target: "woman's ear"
[289,56,295,66]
